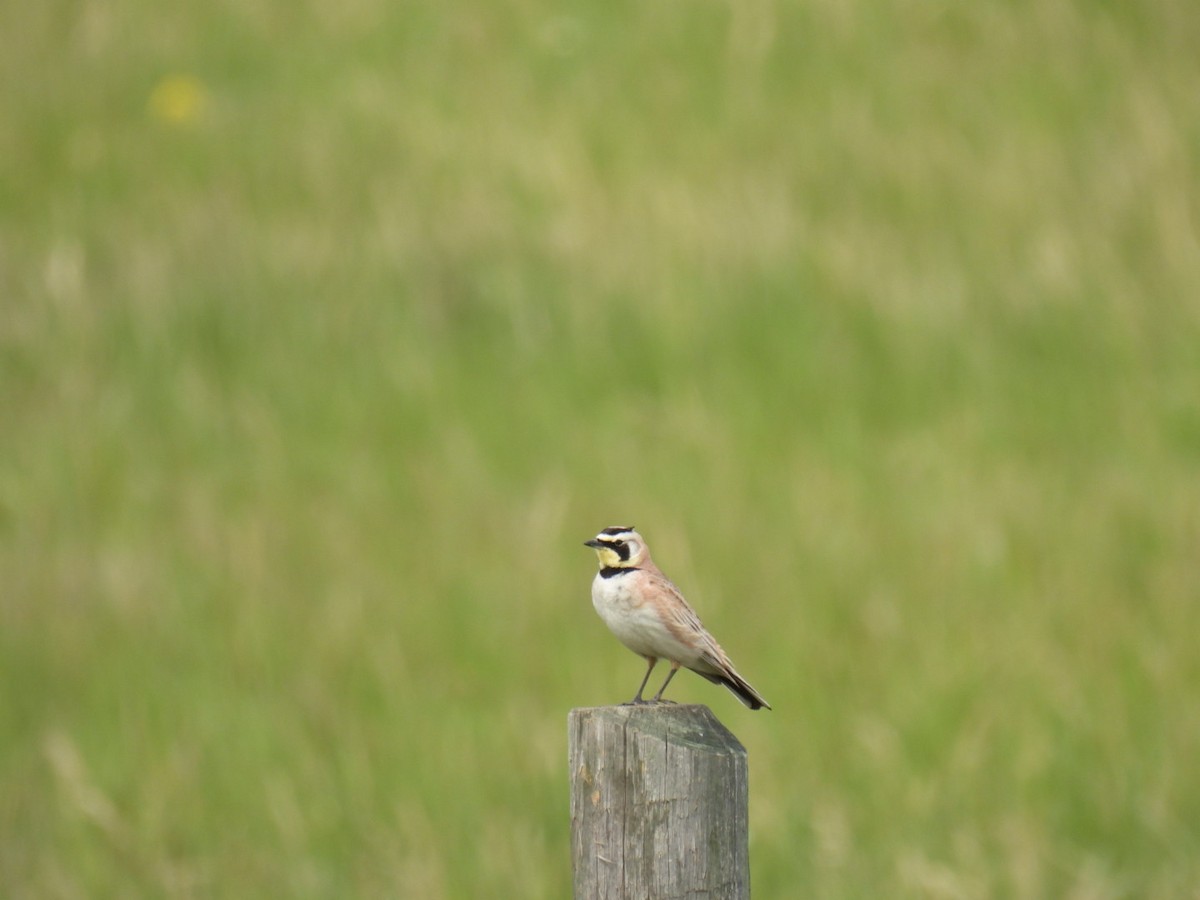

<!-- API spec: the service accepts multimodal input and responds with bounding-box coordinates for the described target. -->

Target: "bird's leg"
[650,661,682,703]
[624,657,658,705]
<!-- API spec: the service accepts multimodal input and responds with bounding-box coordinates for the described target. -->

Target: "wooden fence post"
[568,704,750,899]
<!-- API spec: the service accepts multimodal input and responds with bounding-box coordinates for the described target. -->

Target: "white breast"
[591,571,698,663]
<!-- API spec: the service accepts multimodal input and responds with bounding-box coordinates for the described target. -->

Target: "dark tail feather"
[693,668,772,710]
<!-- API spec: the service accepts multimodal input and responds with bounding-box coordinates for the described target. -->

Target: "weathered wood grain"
[569,704,750,899]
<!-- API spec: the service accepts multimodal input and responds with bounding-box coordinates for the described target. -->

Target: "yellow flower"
[148,74,210,125]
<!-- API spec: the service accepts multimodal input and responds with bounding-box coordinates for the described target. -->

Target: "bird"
[584,526,771,710]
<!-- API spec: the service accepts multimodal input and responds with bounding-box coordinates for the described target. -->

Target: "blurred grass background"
[2,0,1199,896]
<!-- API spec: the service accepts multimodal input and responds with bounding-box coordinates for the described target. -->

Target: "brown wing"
[647,567,772,710]
[643,569,722,657]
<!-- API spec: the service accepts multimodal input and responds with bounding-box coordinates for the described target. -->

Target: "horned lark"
[584,526,771,710]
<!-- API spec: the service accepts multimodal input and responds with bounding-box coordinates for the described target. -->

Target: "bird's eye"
[613,540,625,547]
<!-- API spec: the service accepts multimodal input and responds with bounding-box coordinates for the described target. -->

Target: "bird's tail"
[694,667,772,710]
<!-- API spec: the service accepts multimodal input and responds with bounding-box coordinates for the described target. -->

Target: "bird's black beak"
[583,539,605,549]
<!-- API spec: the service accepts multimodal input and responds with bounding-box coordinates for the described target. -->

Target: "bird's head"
[584,526,649,569]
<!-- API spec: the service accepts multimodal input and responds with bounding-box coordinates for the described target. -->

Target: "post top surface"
[569,704,747,755]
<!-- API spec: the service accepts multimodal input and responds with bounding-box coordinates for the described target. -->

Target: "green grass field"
[3,0,1199,896]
